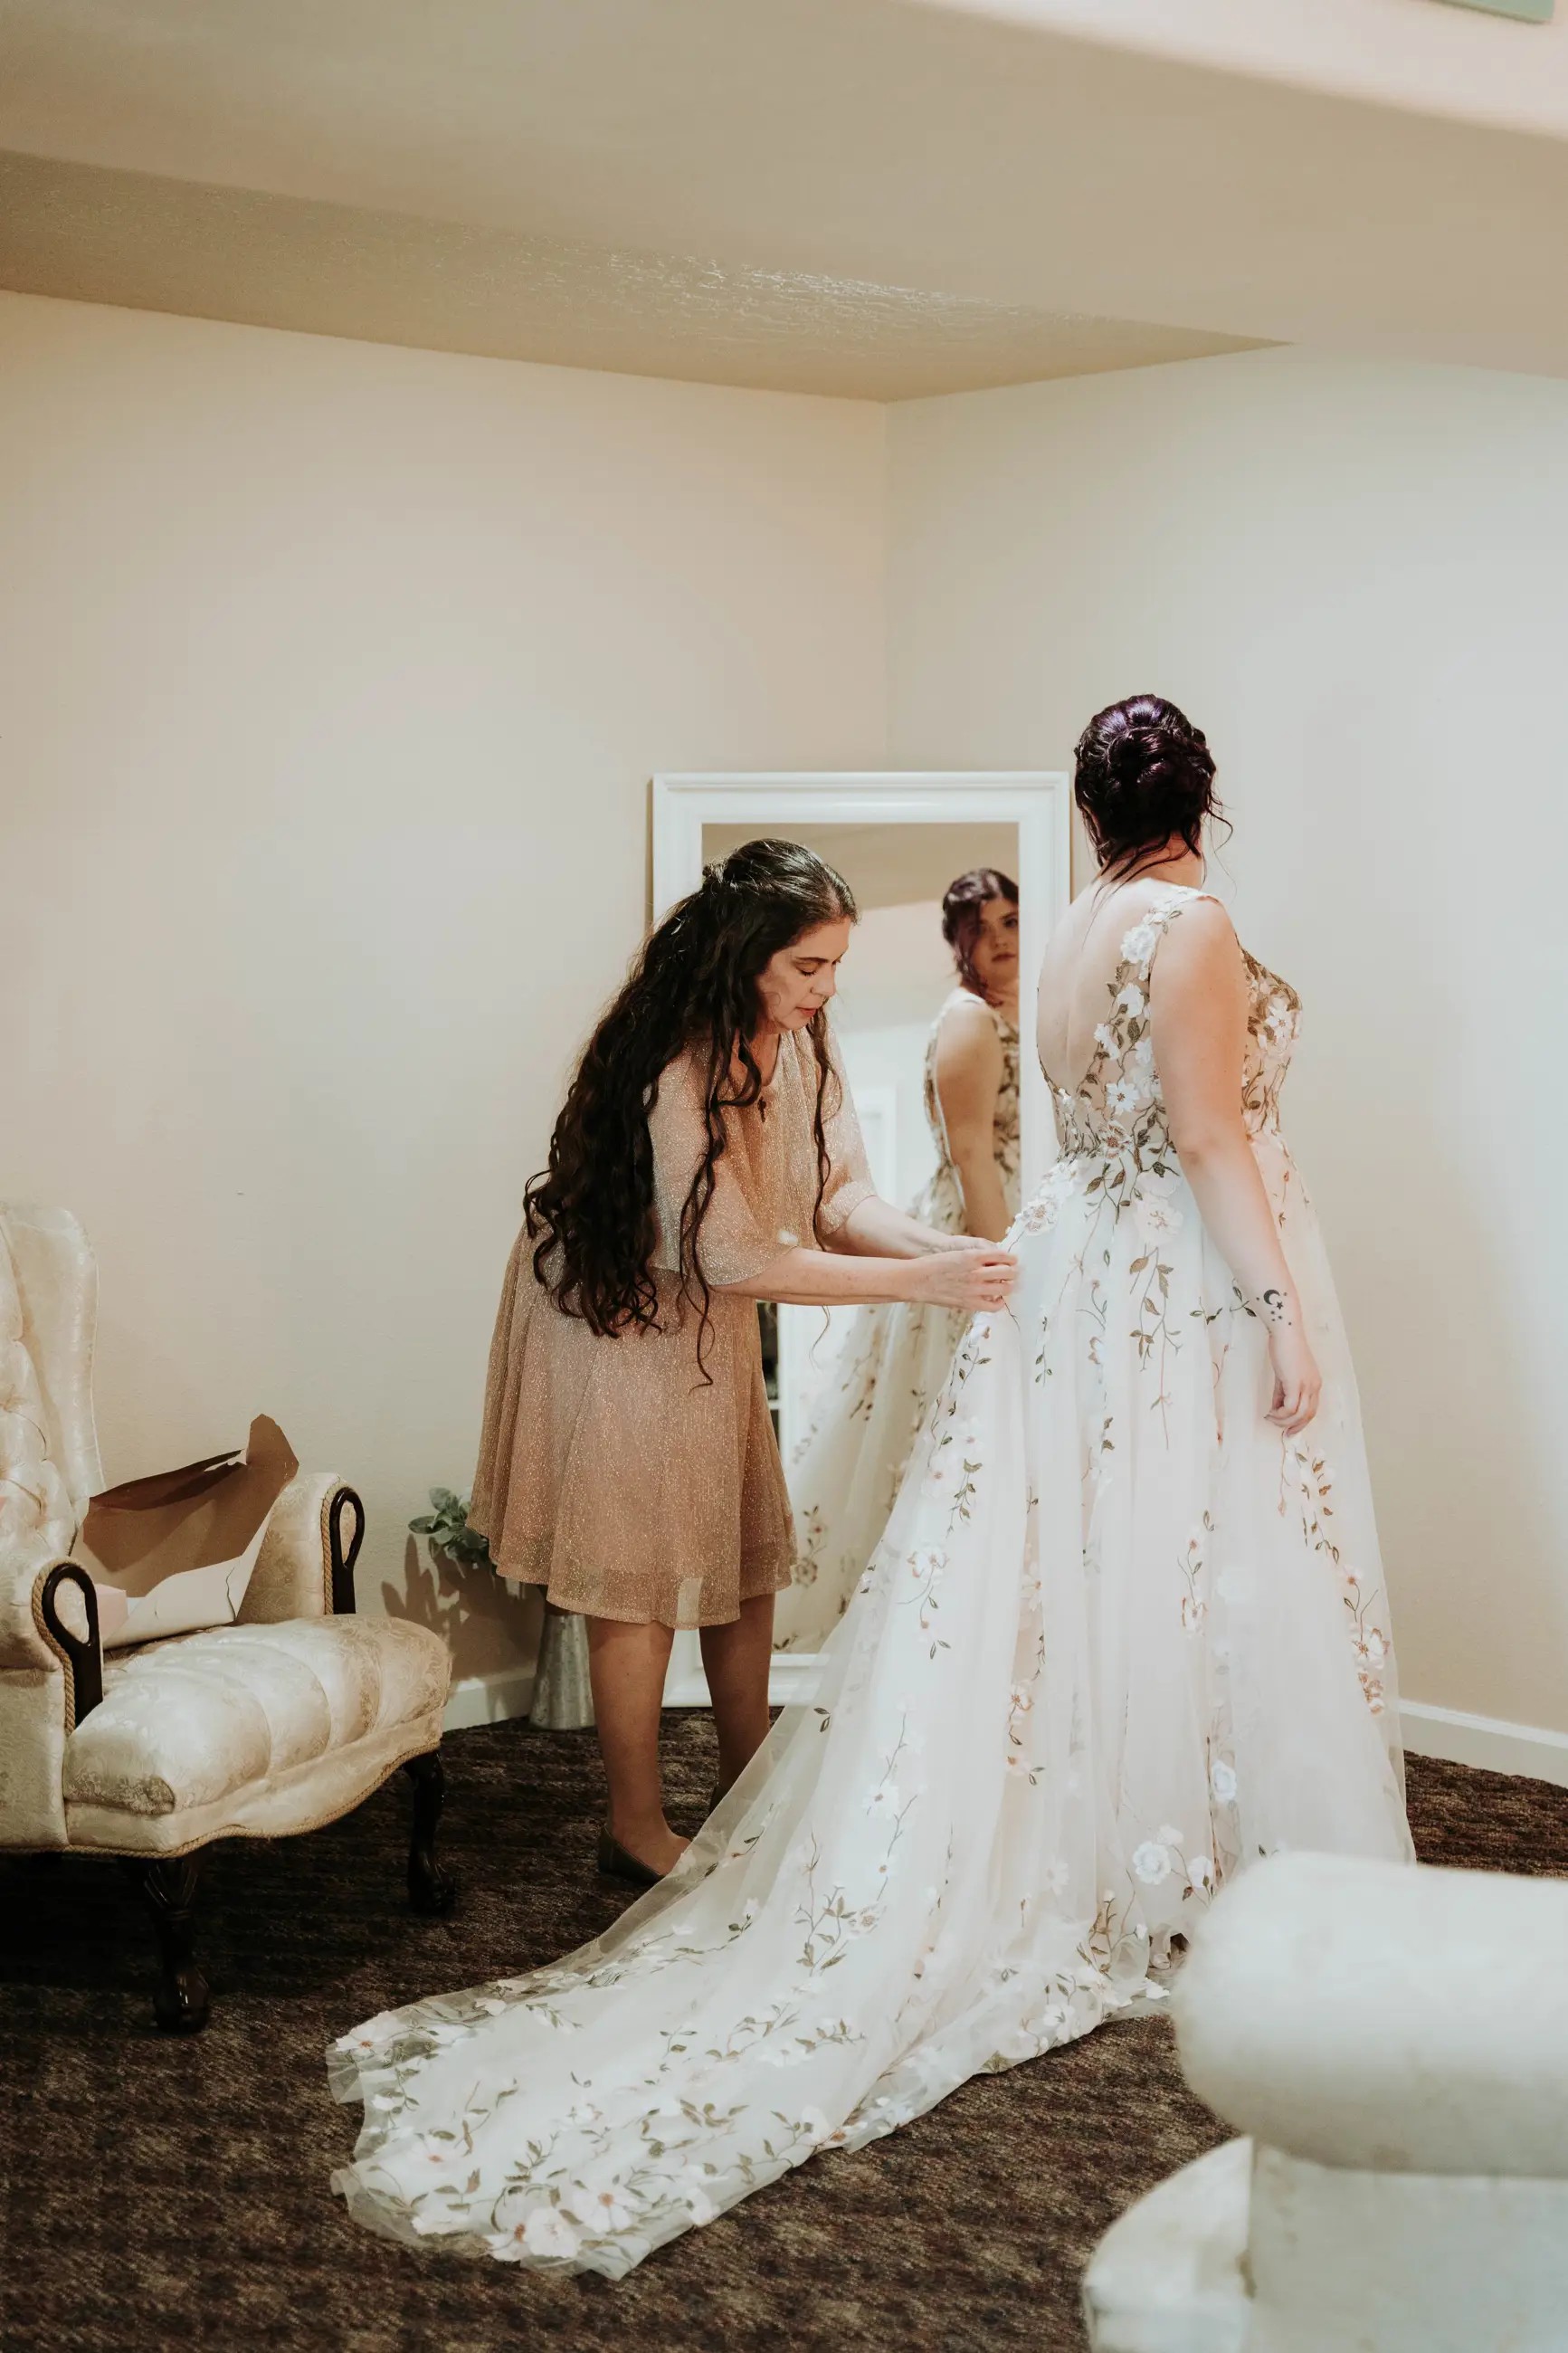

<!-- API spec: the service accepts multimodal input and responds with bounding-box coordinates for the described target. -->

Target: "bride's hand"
[909,1248,1017,1313]
[1267,1325,1322,1435]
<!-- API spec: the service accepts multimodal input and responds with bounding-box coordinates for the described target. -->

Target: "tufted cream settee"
[1,1205,453,2033]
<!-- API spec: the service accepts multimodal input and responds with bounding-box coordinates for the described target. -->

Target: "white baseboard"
[664,1653,826,1709]
[443,1665,537,1732]
[446,1662,1568,1793]
[1399,1700,1568,1789]
[449,1655,820,1724]
[766,1653,827,1705]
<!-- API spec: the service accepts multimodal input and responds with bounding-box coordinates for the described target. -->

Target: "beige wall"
[887,345,1568,1737]
[0,290,886,1691]
[9,295,1564,1746]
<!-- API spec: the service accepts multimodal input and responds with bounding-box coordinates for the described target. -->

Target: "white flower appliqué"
[521,2206,583,2260]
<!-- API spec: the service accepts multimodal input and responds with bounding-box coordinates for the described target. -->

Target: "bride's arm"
[813,1026,981,1260]
[932,999,1011,1242]
[1150,900,1321,1435]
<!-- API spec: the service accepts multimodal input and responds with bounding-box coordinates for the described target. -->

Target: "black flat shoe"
[596,1828,663,1888]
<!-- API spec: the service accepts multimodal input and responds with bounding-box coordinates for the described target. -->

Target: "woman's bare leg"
[699,1593,775,1793]
[586,1616,687,1875]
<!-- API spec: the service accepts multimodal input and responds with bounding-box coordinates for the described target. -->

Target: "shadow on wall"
[382,1534,543,1693]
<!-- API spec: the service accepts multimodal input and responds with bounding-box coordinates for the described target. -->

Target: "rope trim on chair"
[33,1562,103,1731]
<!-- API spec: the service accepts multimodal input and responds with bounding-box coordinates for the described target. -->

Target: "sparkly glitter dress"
[330,887,1411,2273]
[469,1028,873,1628]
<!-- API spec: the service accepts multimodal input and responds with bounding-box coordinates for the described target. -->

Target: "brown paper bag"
[79,1416,299,1651]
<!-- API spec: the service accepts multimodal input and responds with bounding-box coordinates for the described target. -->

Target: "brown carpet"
[3,1728,1564,2353]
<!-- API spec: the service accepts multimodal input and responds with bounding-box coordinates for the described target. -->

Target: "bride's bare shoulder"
[1147,896,1245,1007]
[937,988,995,1031]
[1053,878,1179,957]
[1161,892,1240,953]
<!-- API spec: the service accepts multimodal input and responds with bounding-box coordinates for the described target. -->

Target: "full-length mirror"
[651,773,1069,1702]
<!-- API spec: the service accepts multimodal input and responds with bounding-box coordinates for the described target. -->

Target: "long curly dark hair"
[524,838,857,1375]
[941,867,1019,1000]
[1073,693,1227,879]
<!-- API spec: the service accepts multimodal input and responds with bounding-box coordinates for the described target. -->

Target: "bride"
[329,694,1413,2272]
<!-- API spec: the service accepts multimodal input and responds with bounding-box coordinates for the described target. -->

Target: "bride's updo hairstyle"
[1074,694,1224,880]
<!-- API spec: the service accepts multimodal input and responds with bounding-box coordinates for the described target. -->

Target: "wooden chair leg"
[403,1751,456,1916]
[136,1853,211,2034]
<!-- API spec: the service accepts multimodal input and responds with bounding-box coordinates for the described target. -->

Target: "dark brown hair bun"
[1073,694,1223,878]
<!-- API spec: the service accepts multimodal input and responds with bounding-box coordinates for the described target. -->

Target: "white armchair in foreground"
[1,1205,454,2033]
[1084,1850,1568,2353]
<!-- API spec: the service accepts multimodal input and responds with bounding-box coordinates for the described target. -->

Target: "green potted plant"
[408,1487,593,1729]
[408,1487,492,1567]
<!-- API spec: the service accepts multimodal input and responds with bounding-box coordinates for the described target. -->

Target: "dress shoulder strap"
[1117,887,1232,983]
[934,985,1012,1031]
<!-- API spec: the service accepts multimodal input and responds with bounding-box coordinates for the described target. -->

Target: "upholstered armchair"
[1,1204,454,2033]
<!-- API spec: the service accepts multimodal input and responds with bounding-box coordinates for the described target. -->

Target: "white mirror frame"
[651,769,1071,1707]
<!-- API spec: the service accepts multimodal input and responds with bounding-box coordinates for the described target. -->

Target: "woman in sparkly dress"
[469,838,1013,1882]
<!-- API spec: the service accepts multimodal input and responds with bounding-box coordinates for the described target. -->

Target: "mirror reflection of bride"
[774,870,1022,1653]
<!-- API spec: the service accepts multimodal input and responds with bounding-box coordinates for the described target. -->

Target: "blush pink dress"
[469,1028,874,1628]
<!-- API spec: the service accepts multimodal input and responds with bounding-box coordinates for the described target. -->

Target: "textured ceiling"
[4,0,1568,387]
[0,149,1260,401]
[936,0,1568,138]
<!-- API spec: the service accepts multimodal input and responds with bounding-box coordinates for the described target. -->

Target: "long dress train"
[328,887,1411,2274]
[774,988,1020,1653]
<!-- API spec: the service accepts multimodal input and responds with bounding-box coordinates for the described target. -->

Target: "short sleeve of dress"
[647,1053,784,1289]
[815,1030,876,1239]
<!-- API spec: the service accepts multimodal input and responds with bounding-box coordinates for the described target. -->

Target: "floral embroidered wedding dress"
[329,886,1412,2274]
[774,988,1020,1653]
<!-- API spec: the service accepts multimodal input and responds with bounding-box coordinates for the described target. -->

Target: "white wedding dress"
[329,886,1412,2273]
[774,987,1021,1653]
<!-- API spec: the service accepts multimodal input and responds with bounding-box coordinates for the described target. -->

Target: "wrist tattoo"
[1250,1286,1292,1329]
